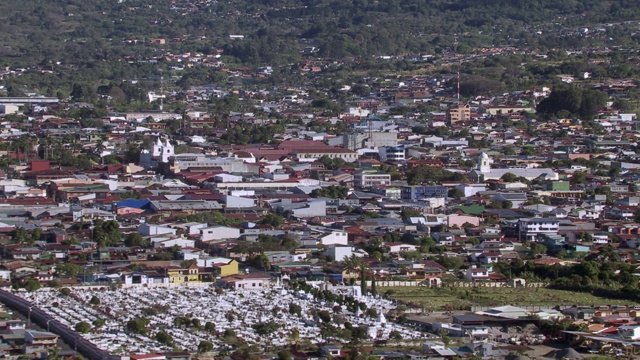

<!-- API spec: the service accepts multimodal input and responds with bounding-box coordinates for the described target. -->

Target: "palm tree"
[288,327,300,351]
[341,254,368,295]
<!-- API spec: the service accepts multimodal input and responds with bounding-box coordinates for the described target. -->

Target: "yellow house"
[166,264,199,284]
[213,259,239,277]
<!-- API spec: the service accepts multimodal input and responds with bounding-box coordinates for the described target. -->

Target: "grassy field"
[379,287,640,311]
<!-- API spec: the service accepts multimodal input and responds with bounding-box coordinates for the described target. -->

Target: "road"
[0,290,114,360]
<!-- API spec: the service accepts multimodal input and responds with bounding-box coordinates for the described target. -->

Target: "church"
[139,137,175,169]
[470,152,559,183]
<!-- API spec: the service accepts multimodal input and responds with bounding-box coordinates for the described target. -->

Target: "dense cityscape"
[1,0,640,359]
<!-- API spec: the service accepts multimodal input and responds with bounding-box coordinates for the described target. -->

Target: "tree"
[197,340,214,353]
[448,188,465,199]
[92,319,105,328]
[277,350,293,360]
[124,233,148,247]
[530,243,548,257]
[260,213,284,227]
[400,208,422,221]
[75,321,91,334]
[55,263,82,279]
[89,296,100,305]
[288,327,301,350]
[634,207,640,223]
[500,172,519,183]
[253,321,280,337]
[389,330,402,340]
[310,185,349,199]
[289,303,302,317]
[24,278,41,292]
[537,85,607,120]
[155,331,174,345]
[204,321,215,333]
[59,288,71,297]
[126,318,148,335]
[370,276,377,296]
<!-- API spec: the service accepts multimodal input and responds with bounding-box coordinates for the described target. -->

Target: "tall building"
[354,169,391,189]
[447,103,471,123]
[379,146,406,162]
[343,131,398,150]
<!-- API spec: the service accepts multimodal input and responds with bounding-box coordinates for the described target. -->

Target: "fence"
[444,281,548,288]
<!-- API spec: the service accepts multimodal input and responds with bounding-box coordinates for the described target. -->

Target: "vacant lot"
[379,287,640,311]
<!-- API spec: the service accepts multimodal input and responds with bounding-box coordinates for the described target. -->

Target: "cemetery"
[14,283,426,354]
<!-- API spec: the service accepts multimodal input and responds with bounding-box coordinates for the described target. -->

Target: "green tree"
[24,278,41,292]
[75,321,92,334]
[448,188,465,199]
[124,233,148,247]
[59,288,71,297]
[530,243,548,257]
[89,295,100,305]
[205,321,216,333]
[155,331,173,345]
[55,263,82,279]
[289,303,302,317]
[260,213,285,227]
[92,319,105,328]
[370,276,377,295]
[197,340,214,353]
[126,318,149,335]
[500,172,519,183]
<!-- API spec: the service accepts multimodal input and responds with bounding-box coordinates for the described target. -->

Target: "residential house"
[618,325,640,340]
[166,264,199,284]
[139,224,177,237]
[200,225,241,242]
[220,273,272,290]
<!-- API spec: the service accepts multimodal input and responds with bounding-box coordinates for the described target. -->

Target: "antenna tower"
[159,69,164,112]
[454,35,460,104]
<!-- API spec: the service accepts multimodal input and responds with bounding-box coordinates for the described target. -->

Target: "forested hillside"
[1,0,639,95]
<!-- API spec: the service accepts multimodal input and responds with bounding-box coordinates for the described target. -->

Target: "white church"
[471,152,559,182]
[139,137,175,169]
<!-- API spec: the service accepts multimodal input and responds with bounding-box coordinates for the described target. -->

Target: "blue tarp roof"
[115,199,151,209]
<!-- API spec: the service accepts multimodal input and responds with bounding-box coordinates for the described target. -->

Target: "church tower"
[477,152,492,173]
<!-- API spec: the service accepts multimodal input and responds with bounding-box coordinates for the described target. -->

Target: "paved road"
[0,290,114,360]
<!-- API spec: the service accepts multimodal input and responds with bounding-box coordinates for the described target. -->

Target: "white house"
[151,237,195,248]
[0,270,10,282]
[464,266,490,281]
[325,245,363,262]
[319,231,348,246]
[517,218,560,241]
[221,274,271,290]
[455,184,487,197]
[172,222,208,236]
[385,243,418,254]
[266,251,308,264]
[222,195,256,208]
[618,325,640,340]
[214,173,244,183]
[200,225,241,242]
[139,224,177,237]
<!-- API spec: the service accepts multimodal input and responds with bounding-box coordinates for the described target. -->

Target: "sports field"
[380,287,639,311]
